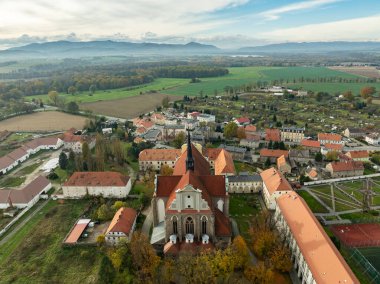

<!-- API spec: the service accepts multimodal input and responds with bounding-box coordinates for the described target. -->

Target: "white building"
[227,175,262,193]
[274,192,359,284]
[105,207,138,244]
[197,114,216,123]
[260,167,293,210]
[317,133,344,145]
[62,172,131,198]
[365,132,380,146]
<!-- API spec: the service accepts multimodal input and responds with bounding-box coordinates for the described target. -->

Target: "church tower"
[185,130,194,171]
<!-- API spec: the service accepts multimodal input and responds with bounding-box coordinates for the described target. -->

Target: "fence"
[304,173,380,186]
[347,248,380,284]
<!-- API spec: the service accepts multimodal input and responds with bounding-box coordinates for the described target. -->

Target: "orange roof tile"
[214,149,236,175]
[345,150,369,159]
[277,155,288,167]
[324,143,343,151]
[65,219,91,244]
[214,208,232,236]
[106,207,137,235]
[265,128,281,142]
[318,133,342,142]
[64,172,129,187]
[277,192,359,284]
[260,167,293,195]
[244,124,257,132]
[301,139,321,148]
[173,144,210,176]
[139,149,181,161]
[260,149,289,158]
[328,161,364,172]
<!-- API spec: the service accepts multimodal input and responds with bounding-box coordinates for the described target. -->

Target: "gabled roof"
[139,149,181,161]
[24,137,60,150]
[260,149,289,158]
[0,155,15,170]
[235,117,250,124]
[214,208,232,236]
[265,128,281,142]
[318,133,342,142]
[244,124,257,132]
[277,155,288,168]
[324,143,343,151]
[345,151,369,159]
[214,149,236,175]
[301,139,321,148]
[277,192,359,284]
[328,161,364,172]
[106,207,137,235]
[173,144,210,176]
[260,167,293,195]
[64,172,130,187]
[7,148,28,161]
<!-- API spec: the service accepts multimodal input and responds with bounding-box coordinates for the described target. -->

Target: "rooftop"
[260,167,293,195]
[318,133,342,142]
[106,207,137,235]
[64,172,130,187]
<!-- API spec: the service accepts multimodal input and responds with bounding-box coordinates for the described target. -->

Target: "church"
[150,132,233,254]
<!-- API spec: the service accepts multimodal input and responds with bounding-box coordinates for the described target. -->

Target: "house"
[227,175,262,193]
[219,145,246,161]
[63,172,131,198]
[326,161,364,178]
[343,127,367,138]
[306,167,319,181]
[260,149,289,163]
[0,155,16,175]
[163,124,186,141]
[345,151,370,162]
[151,132,232,252]
[244,124,257,134]
[102,128,113,135]
[143,129,162,142]
[365,132,380,146]
[300,139,321,152]
[240,135,261,149]
[24,137,63,154]
[105,207,138,244]
[0,176,51,209]
[280,126,305,143]
[289,149,312,164]
[318,133,344,145]
[274,192,359,284]
[61,132,95,153]
[233,117,250,126]
[321,143,344,155]
[265,128,281,142]
[187,112,201,119]
[197,114,215,123]
[260,167,293,210]
[277,155,291,174]
[151,113,166,125]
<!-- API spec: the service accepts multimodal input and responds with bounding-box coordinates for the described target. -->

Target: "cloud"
[260,14,380,42]
[259,0,342,21]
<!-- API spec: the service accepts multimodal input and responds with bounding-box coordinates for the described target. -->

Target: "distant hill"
[0,40,220,58]
[239,41,380,53]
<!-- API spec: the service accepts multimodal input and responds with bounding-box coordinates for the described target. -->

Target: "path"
[302,186,333,213]
[0,198,50,246]
[141,206,153,236]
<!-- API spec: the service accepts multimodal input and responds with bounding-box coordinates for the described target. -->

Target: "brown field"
[0,111,88,132]
[329,66,380,78]
[80,92,180,119]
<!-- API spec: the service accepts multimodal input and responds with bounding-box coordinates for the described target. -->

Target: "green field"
[297,190,328,213]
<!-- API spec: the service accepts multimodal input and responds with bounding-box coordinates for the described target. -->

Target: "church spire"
[186,129,194,171]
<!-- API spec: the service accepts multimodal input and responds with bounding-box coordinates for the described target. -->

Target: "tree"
[82,142,90,161]
[237,127,246,140]
[98,256,115,284]
[112,201,127,211]
[66,101,79,113]
[269,245,292,272]
[89,84,97,95]
[173,132,186,149]
[68,85,77,95]
[244,262,274,284]
[343,90,354,101]
[232,235,250,269]
[112,139,125,165]
[265,158,271,168]
[97,204,113,221]
[315,151,323,162]
[224,122,238,139]
[96,234,105,246]
[59,152,68,170]
[160,164,173,176]
[278,141,286,150]
[326,151,338,161]
[360,86,376,99]
[162,96,170,108]
[48,91,59,106]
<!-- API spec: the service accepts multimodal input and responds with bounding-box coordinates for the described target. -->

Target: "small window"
[188,205,191,208]
[187,195,190,198]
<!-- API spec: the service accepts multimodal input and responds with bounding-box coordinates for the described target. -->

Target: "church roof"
[173,144,210,176]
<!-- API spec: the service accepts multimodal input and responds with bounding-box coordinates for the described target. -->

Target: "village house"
[239,135,261,149]
[280,126,305,143]
[277,155,291,174]
[305,167,319,181]
[151,133,232,253]
[151,113,166,125]
[289,149,312,164]
[62,172,131,198]
[219,144,246,161]
[197,114,215,123]
[227,175,262,193]
[105,207,138,245]
[0,176,51,209]
[233,117,250,126]
[318,133,344,145]
[162,124,186,141]
[345,151,370,162]
[321,143,344,155]
[187,111,201,119]
[142,128,162,142]
[325,161,364,178]
[265,128,281,142]
[343,127,367,138]
[260,149,289,163]
[365,132,380,146]
[61,131,95,153]
[274,192,358,284]
[260,167,293,210]
[300,139,321,153]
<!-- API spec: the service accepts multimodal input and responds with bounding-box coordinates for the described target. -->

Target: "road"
[141,206,153,236]
[0,199,50,246]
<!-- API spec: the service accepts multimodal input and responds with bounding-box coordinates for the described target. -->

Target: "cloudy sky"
[0,0,379,49]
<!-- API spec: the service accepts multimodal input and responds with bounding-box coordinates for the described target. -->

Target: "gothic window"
[173,217,178,234]
[201,216,207,235]
[185,217,194,234]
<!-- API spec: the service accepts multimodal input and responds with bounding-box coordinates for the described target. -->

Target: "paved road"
[0,199,50,246]
[141,206,153,236]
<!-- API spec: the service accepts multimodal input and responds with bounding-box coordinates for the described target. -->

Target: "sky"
[0,0,379,49]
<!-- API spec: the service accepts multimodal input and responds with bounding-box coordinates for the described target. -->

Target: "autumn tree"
[112,139,125,165]
[343,90,354,101]
[178,253,196,284]
[224,122,238,139]
[98,256,115,284]
[269,244,293,272]
[326,151,338,161]
[237,127,246,140]
[173,132,185,149]
[232,235,250,269]
[160,164,174,176]
[96,204,113,221]
[360,86,376,99]
[68,85,77,95]
[108,243,131,271]
[112,200,127,211]
[244,262,274,284]
[48,90,59,106]
[162,96,170,108]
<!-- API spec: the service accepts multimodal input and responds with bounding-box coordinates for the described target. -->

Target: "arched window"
[201,216,207,235]
[172,217,178,235]
[185,217,194,234]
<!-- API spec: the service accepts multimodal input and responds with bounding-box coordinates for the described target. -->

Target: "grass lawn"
[297,190,328,213]
[0,199,103,284]
[130,181,154,198]
[54,167,69,184]
[234,161,256,174]
[0,176,26,188]
[17,162,42,175]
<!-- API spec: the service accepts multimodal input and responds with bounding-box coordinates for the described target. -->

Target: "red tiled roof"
[7,148,28,161]
[318,133,342,142]
[244,124,257,133]
[139,149,181,161]
[214,149,236,175]
[277,155,288,167]
[173,144,210,176]
[328,161,364,172]
[301,139,321,148]
[61,132,82,143]
[64,172,130,187]
[0,155,15,170]
[260,149,289,158]
[260,167,293,195]
[235,117,250,124]
[245,134,261,141]
[265,128,281,142]
[324,143,343,151]
[24,137,60,150]
[214,208,232,236]
[345,151,369,159]
[106,207,137,235]
[65,219,91,244]
[205,148,222,160]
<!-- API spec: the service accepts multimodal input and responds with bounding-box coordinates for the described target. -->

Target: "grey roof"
[289,149,311,158]
[220,144,247,154]
[164,124,185,130]
[281,126,305,132]
[143,129,161,140]
[228,175,262,182]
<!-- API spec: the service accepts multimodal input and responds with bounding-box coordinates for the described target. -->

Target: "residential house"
[305,167,319,181]
[143,129,162,142]
[234,117,250,126]
[277,155,291,174]
[280,126,305,143]
[219,145,246,160]
[274,192,358,284]
[260,167,293,210]
[240,135,261,149]
[265,128,281,142]
[289,149,312,164]
[318,133,344,145]
[321,143,344,155]
[197,114,215,123]
[227,175,263,193]
[326,161,364,178]
[63,172,131,198]
[365,132,380,146]
[343,127,367,138]
[345,151,370,162]
[300,139,321,153]
[105,207,138,244]
[260,149,289,163]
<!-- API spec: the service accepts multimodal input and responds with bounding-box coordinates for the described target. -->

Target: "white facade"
[262,184,291,210]
[63,179,131,198]
[105,218,137,244]
[197,114,216,123]
[365,133,380,146]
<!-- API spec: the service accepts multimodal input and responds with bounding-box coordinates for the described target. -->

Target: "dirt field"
[80,92,180,119]
[0,111,88,132]
[329,66,380,78]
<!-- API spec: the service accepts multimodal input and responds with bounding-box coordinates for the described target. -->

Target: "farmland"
[0,111,88,132]
[80,93,180,119]
[329,66,380,79]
